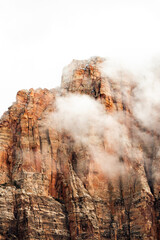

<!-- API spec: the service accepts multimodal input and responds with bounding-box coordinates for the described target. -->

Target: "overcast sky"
[0,0,160,117]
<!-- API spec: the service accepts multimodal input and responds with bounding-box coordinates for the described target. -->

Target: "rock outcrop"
[0,57,160,239]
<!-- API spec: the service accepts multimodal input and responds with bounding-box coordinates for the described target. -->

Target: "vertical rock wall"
[0,57,159,239]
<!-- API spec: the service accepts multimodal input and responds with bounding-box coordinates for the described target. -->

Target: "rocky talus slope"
[0,57,160,239]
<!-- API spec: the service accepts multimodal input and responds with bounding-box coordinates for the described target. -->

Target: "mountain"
[0,57,159,240]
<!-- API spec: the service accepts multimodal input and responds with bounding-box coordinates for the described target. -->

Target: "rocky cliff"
[0,57,160,240]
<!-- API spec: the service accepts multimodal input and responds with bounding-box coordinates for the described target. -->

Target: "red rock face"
[0,57,160,239]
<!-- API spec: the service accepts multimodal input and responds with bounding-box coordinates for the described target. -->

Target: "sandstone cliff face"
[0,57,160,240]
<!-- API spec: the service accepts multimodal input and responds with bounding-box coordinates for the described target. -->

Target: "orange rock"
[0,57,159,239]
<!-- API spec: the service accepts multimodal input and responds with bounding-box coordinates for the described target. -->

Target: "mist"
[100,58,160,133]
[45,56,160,177]
[47,94,139,176]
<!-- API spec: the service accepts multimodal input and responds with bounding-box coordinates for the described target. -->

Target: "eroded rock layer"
[0,57,160,239]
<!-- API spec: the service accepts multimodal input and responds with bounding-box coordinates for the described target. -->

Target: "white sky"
[0,0,160,117]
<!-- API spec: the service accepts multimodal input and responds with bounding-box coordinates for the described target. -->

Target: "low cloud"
[47,94,134,176]
[46,57,160,178]
[100,58,160,133]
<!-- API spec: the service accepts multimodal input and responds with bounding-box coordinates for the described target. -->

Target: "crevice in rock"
[39,135,42,153]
